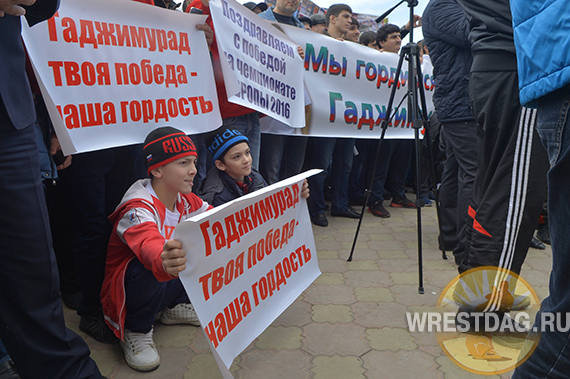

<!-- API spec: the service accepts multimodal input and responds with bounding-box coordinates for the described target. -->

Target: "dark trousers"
[259,133,308,185]
[45,168,80,297]
[306,137,355,215]
[369,139,413,203]
[459,70,549,275]
[348,139,372,201]
[409,141,432,198]
[439,120,478,263]
[68,145,145,316]
[124,259,189,333]
[0,123,101,378]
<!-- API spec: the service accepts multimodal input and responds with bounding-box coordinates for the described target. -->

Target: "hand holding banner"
[174,170,322,372]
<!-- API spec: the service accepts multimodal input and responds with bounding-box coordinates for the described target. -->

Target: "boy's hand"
[301,179,310,199]
[161,239,187,277]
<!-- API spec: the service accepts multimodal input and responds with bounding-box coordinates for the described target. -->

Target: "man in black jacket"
[422,0,477,265]
[455,0,548,277]
[0,0,103,377]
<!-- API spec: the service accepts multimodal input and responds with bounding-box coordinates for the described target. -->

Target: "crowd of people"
[1,0,568,377]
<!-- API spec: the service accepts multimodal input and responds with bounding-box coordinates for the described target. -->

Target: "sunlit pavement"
[63,201,551,378]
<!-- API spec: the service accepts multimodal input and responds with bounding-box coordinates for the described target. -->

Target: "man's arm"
[117,207,175,281]
[425,0,470,49]
[23,0,59,26]
[400,14,421,39]
[0,0,35,17]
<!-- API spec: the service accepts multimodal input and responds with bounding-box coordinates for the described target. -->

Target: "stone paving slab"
[63,205,549,378]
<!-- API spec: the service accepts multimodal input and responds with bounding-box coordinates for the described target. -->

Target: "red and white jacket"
[101,179,211,340]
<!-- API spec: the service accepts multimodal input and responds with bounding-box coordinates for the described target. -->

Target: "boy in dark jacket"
[200,128,310,207]
[199,128,267,207]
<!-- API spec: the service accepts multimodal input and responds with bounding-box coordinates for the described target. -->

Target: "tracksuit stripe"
[486,107,536,312]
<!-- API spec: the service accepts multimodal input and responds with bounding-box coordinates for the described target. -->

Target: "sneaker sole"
[124,357,160,372]
[367,208,390,218]
[390,203,415,208]
[120,341,161,372]
[160,318,200,326]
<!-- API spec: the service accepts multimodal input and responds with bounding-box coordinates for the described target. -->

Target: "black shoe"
[311,213,328,227]
[530,236,546,250]
[390,196,416,208]
[331,206,360,219]
[368,202,390,218]
[62,291,83,310]
[0,361,19,379]
[80,312,119,344]
[536,224,551,245]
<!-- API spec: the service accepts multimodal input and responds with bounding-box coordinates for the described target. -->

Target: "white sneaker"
[160,303,200,326]
[121,327,160,372]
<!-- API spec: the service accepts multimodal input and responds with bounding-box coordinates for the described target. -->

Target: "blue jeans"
[512,84,570,378]
[307,137,355,215]
[0,123,101,378]
[223,112,260,170]
[259,133,308,185]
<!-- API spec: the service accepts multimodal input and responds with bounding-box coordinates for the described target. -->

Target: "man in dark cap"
[310,13,326,33]
[243,1,267,14]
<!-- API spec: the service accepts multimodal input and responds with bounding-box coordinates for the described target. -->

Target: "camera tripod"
[347,0,443,295]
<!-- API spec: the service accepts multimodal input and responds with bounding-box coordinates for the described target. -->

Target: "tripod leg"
[347,49,408,262]
[407,45,425,294]
[413,51,448,261]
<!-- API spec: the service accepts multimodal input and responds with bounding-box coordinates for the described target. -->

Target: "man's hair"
[325,4,352,26]
[417,39,425,51]
[376,23,400,45]
[417,39,429,54]
[359,31,376,46]
[350,16,359,27]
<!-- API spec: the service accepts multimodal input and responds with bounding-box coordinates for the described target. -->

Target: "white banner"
[175,170,321,370]
[279,25,435,139]
[22,0,222,155]
[209,0,306,127]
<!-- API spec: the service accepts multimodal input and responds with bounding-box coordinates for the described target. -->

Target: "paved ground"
[63,201,552,378]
